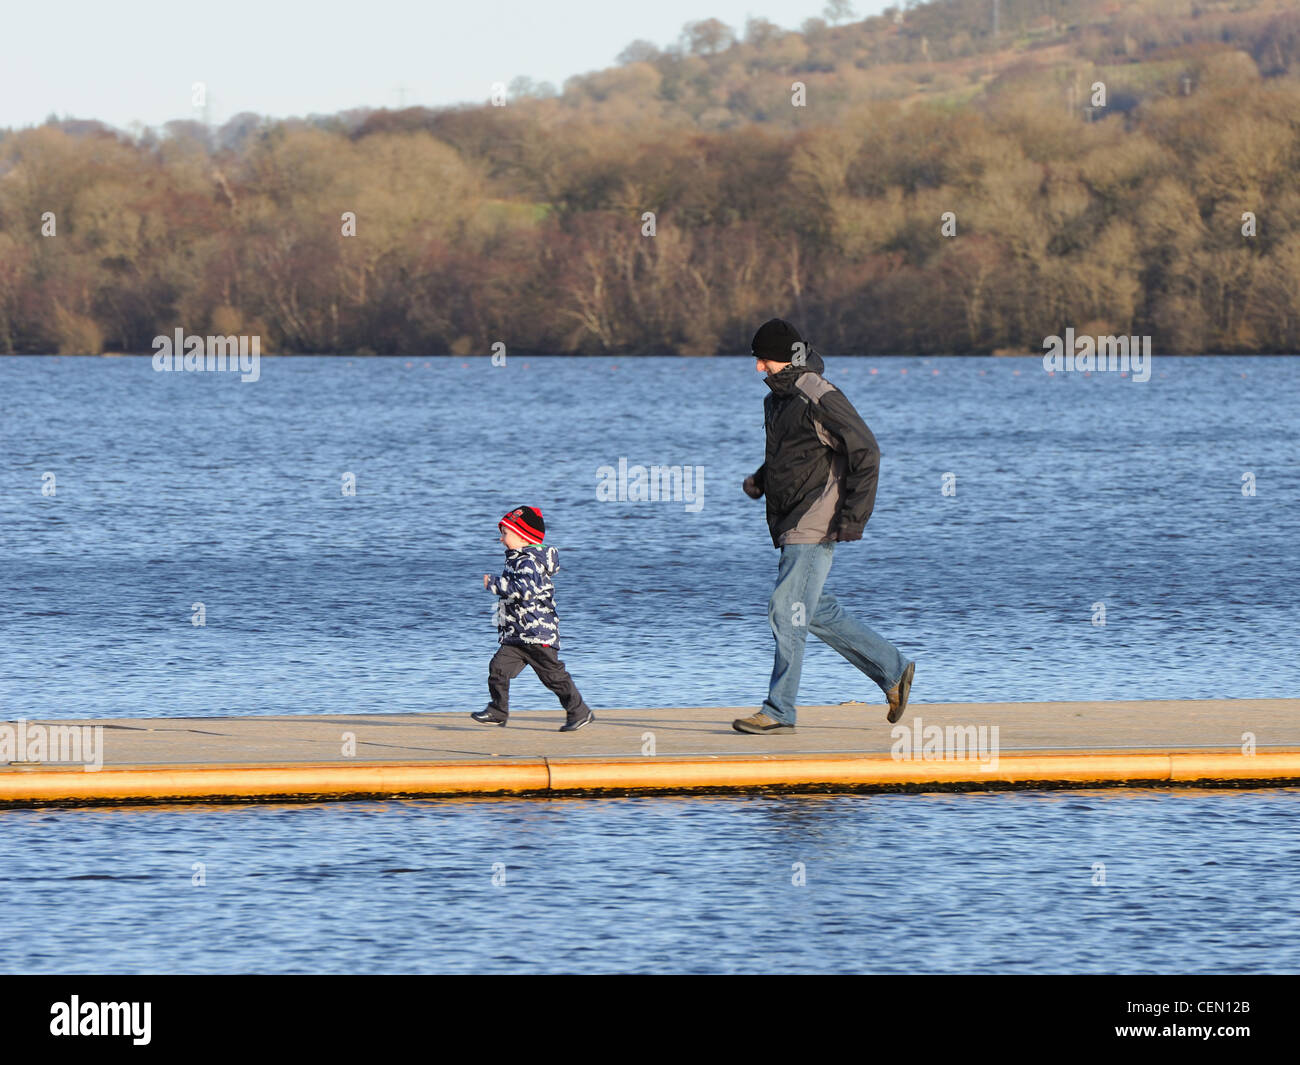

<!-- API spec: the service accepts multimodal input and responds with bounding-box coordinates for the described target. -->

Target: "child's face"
[499,525,530,550]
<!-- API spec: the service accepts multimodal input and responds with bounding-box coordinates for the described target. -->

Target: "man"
[735,318,915,734]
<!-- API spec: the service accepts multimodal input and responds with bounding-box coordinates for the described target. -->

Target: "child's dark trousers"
[488,643,590,719]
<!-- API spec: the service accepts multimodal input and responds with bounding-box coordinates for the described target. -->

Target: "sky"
[4,0,894,132]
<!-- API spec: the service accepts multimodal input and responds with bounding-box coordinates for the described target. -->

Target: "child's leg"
[522,645,590,717]
[487,645,528,717]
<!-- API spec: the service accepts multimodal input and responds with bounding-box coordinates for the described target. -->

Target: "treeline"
[1,0,1299,355]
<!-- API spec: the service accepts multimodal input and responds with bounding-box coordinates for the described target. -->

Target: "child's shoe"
[558,708,594,732]
[471,708,508,727]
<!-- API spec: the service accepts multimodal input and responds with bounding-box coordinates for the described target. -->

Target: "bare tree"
[824,0,855,25]
[617,40,660,65]
[682,19,736,57]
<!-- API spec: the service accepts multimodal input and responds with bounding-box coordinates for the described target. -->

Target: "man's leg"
[486,644,528,718]
[760,543,835,726]
[808,588,909,695]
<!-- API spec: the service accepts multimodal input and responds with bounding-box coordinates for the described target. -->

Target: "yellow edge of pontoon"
[2,749,1299,805]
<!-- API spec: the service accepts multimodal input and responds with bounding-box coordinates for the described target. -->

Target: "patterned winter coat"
[487,544,562,647]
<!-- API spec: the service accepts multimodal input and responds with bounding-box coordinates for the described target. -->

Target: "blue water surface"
[2,354,1297,975]
[2,355,1297,716]
[2,789,1297,975]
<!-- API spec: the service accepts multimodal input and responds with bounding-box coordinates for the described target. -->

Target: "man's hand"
[836,524,864,542]
[743,475,763,499]
[483,574,492,590]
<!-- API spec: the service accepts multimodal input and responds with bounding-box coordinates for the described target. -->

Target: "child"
[472,506,595,732]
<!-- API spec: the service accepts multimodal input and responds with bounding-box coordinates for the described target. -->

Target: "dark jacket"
[487,544,562,646]
[750,349,880,549]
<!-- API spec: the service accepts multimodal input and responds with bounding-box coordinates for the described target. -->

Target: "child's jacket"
[487,544,562,646]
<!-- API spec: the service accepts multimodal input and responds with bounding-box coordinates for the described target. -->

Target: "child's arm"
[486,557,545,601]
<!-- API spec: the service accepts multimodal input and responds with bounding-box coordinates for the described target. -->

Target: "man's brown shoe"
[886,661,916,724]
[732,712,795,734]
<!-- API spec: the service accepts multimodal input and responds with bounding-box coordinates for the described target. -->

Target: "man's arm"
[744,463,766,499]
[816,389,880,540]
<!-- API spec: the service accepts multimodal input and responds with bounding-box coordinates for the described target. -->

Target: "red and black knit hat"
[499,506,545,544]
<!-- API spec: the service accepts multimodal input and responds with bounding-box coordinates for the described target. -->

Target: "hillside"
[1,0,1299,355]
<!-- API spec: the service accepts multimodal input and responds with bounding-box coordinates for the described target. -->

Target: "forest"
[1,0,1299,356]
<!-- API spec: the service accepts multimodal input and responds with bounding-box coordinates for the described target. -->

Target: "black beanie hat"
[499,506,545,543]
[751,318,804,362]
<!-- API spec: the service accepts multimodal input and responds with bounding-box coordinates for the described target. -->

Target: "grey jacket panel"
[779,416,845,545]
[795,370,836,404]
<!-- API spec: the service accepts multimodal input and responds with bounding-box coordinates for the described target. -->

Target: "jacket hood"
[764,348,825,394]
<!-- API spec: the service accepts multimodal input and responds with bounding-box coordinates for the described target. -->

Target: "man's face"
[755,357,791,376]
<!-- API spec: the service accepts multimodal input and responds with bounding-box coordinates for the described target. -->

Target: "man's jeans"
[762,542,909,726]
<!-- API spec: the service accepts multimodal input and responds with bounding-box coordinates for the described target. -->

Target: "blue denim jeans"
[762,542,909,726]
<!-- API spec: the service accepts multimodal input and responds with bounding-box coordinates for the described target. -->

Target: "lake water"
[1,354,1297,973]
[3,789,1297,974]
[2,355,1298,716]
